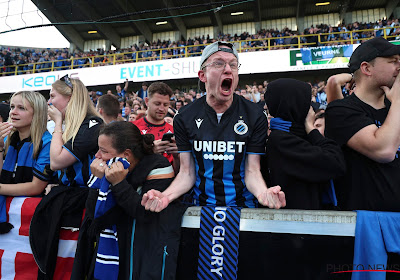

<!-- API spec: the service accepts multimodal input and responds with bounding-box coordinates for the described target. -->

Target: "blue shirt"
[174,95,267,207]
[60,116,103,187]
[0,131,52,184]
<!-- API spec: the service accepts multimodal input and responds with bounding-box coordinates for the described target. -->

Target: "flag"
[0,197,78,279]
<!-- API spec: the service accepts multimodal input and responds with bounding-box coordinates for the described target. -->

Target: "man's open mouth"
[221,78,232,93]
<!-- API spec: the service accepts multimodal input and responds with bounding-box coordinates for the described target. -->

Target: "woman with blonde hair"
[29,76,102,278]
[48,75,103,187]
[0,91,52,195]
[0,91,52,232]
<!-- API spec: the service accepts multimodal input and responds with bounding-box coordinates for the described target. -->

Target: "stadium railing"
[1,26,399,76]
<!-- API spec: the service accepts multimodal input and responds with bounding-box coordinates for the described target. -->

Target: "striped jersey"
[1,131,53,184]
[60,116,103,187]
[174,94,267,207]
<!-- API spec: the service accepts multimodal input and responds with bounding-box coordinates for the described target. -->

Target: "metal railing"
[182,207,356,236]
[1,26,399,76]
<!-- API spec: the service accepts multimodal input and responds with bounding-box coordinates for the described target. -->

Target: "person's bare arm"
[48,105,77,170]
[326,73,353,103]
[124,79,129,91]
[49,130,77,170]
[154,138,180,174]
[141,152,195,212]
[347,75,400,163]
[244,154,286,209]
[0,177,48,196]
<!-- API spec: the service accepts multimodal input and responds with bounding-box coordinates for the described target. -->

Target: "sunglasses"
[60,74,73,89]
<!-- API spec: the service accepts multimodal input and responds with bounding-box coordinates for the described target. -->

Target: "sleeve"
[173,112,192,152]
[32,132,52,182]
[325,101,374,147]
[268,130,346,183]
[110,179,142,218]
[246,109,268,154]
[111,158,174,218]
[63,117,102,161]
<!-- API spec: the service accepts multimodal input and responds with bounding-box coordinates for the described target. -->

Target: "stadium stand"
[1,0,400,279]
[1,20,400,76]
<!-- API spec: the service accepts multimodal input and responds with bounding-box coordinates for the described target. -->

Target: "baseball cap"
[198,41,239,91]
[96,91,103,96]
[348,37,400,73]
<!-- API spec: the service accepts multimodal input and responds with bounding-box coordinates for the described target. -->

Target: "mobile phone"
[162,133,174,142]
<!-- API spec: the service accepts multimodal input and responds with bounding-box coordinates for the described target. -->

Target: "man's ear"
[359,61,372,77]
[198,69,207,83]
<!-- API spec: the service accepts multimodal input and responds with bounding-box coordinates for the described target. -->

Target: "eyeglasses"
[202,60,241,71]
[60,74,73,89]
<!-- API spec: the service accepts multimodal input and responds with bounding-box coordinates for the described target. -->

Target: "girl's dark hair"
[99,121,154,160]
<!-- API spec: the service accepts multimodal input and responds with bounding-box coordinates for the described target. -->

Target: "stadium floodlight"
[88,31,98,34]
[231,12,244,16]
[315,2,330,6]
[156,21,168,25]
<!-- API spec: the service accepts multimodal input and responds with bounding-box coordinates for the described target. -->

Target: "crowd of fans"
[0,31,398,279]
[1,18,400,75]
[90,77,342,128]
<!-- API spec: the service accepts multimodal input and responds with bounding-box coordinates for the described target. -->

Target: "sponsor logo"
[195,118,204,129]
[89,120,99,128]
[194,140,245,160]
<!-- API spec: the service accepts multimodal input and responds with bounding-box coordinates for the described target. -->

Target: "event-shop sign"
[0,42,383,94]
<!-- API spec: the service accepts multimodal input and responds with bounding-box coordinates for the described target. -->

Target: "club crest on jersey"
[233,120,248,135]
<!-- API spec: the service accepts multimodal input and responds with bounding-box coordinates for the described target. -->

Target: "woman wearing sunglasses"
[48,75,103,188]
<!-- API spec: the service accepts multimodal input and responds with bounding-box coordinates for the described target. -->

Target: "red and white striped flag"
[0,197,78,279]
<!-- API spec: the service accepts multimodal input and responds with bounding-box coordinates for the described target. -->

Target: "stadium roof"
[31,0,397,50]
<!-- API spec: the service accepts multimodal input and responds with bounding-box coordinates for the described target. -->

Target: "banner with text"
[289,45,353,71]
[0,42,376,94]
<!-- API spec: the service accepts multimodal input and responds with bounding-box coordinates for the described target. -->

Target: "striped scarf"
[87,157,130,280]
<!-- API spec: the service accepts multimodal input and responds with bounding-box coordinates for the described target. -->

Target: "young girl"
[0,91,52,233]
[0,91,52,195]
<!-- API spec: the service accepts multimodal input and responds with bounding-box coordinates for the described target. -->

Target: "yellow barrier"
[1,26,399,76]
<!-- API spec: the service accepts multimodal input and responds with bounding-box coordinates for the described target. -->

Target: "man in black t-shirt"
[325,37,400,211]
[142,41,286,211]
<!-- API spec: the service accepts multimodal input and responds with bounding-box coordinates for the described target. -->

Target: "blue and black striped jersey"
[60,116,103,187]
[174,94,267,207]
[1,131,53,184]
